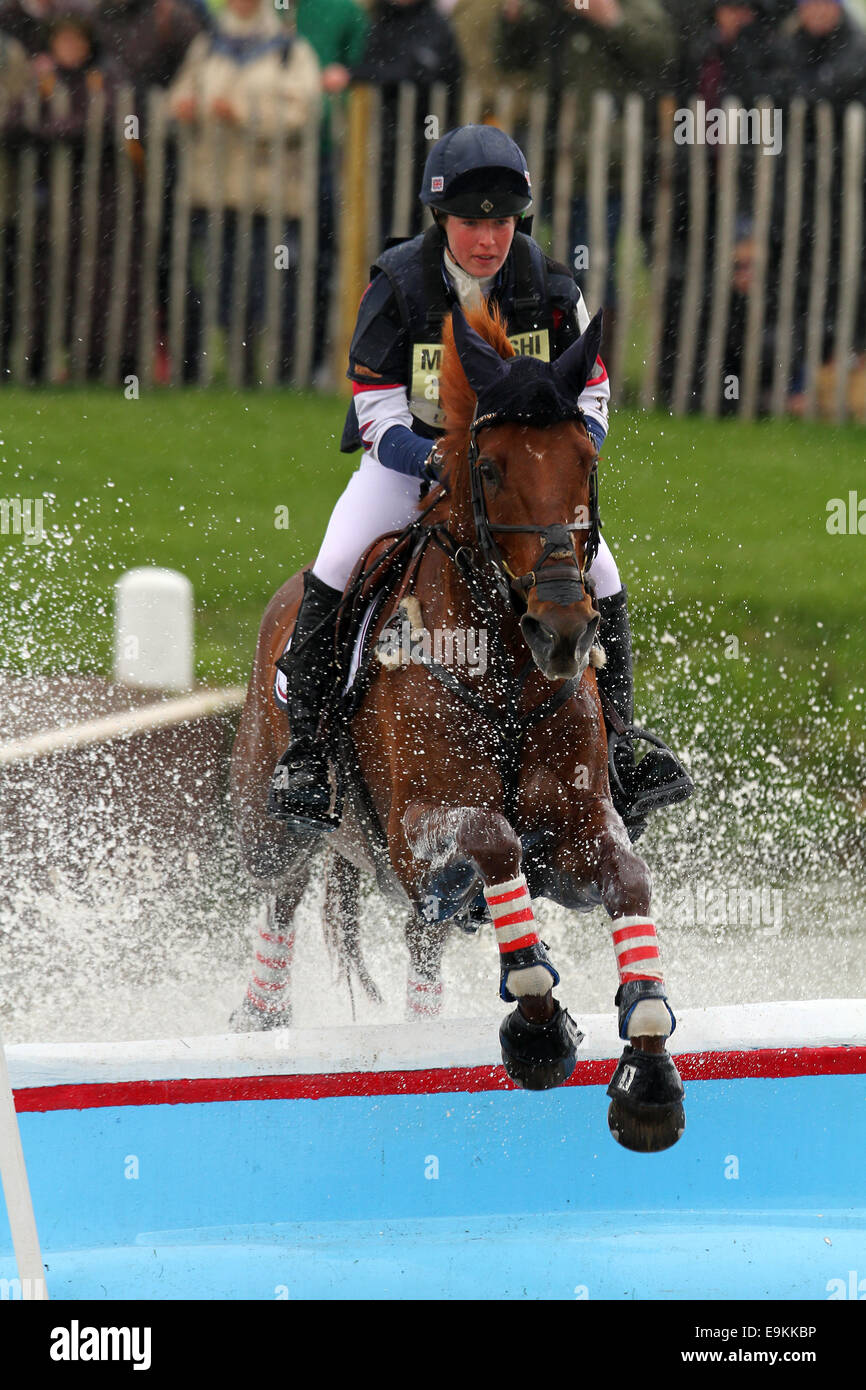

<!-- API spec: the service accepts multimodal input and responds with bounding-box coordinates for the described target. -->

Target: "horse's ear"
[449,304,508,395]
[552,308,604,398]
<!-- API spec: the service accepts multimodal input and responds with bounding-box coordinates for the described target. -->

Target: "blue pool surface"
[2,1073,864,1299]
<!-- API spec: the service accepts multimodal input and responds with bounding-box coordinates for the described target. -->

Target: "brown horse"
[229,299,685,1152]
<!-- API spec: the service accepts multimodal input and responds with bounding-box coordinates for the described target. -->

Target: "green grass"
[1,388,864,790]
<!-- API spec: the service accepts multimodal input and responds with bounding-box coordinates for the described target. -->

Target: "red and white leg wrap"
[485,874,552,997]
[611,916,670,1037]
[406,974,444,1021]
[244,906,295,1020]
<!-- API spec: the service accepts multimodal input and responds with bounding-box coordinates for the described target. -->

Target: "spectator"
[0,28,30,98]
[94,0,205,108]
[352,0,463,241]
[769,0,866,402]
[449,0,521,122]
[656,1,793,408]
[296,0,368,110]
[0,31,30,375]
[295,0,369,383]
[0,0,55,56]
[498,0,673,365]
[696,2,786,112]
[2,11,133,380]
[716,217,803,414]
[168,0,321,383]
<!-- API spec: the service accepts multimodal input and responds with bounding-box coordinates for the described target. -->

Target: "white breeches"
[312,456,622,599]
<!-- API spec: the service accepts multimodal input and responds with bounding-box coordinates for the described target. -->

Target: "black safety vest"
[340,226,580,453]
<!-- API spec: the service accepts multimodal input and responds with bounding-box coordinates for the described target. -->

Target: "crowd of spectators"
[1,0,865,409]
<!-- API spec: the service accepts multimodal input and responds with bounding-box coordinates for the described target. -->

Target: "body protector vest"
[340,226,581,453]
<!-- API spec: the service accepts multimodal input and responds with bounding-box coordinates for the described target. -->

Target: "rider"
[270,124,692,840]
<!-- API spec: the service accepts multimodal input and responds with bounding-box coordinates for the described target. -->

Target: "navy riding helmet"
[420,125,533,220]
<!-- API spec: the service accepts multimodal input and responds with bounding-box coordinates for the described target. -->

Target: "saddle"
[330,518,432,724]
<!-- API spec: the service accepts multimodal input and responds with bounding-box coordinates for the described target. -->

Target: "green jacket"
[296,0,368,70]
[497,0,674,178]
[296,0,370,152]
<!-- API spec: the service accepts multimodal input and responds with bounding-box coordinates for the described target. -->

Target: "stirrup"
[608,725,693,832]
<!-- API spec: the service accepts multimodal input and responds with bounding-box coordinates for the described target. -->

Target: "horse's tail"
[322,848,381,1015]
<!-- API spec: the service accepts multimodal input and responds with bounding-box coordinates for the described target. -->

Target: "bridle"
[466,409,601,607]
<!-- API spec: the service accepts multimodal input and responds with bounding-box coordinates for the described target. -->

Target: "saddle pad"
[272,593,387,711]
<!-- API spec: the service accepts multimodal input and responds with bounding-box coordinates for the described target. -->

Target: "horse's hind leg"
[404,912,449,1021]
[402,802,581,1086]
[230,857,312,1031]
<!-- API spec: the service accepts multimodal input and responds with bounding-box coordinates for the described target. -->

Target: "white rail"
[0,1024,48,1298]
[0,686,246,768]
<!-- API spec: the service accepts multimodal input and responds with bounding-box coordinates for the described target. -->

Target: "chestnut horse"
[230,300,685,1152]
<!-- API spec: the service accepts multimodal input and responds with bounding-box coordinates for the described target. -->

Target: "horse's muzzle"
[520,606,600,681]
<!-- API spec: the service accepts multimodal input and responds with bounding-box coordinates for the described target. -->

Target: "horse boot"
[498,940,584,1090]
[595,586,693,842]
[606,979,685,1153]
[500,997,585,1091]
[268,570,343,832]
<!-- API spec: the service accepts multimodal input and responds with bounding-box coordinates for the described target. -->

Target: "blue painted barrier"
[2,1006,864,1299]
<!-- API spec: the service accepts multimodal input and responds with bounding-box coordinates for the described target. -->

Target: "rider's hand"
[423,442,445,484]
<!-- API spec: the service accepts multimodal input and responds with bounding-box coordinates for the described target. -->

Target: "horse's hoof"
[608,1098,685,1152]
[606,1045,685,1152]
[499,1000,584,1091]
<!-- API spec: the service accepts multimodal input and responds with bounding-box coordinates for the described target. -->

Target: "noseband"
[467,410,601,607]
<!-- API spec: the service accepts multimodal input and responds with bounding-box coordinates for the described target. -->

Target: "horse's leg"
[402,801,582,1086]
[229,856,312,1032]
[404,911,448,1021]
[551,803,685,1151]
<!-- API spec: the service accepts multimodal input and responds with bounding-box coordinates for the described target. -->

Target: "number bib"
[409,328,551,429]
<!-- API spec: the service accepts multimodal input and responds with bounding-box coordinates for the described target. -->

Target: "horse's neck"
[427,478,526,671]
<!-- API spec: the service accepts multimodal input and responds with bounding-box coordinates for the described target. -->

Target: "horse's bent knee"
[601,846,651,919]
[455,810,521,883]
[403,803,522,884]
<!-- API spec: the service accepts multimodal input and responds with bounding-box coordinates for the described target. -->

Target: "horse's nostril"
[520,614,554,652]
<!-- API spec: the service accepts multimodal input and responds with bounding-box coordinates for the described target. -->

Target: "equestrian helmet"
[420,125,532,219]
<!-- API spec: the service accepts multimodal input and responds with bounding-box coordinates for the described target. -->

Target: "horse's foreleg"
[402,801,582,1088]
[402,802,552,1010]
[554,805,684,1149]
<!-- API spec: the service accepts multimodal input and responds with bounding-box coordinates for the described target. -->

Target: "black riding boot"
[595,586,693,842]
[268,570,343,831]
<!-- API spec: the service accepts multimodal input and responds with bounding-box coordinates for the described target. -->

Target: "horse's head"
[444,302,604,682]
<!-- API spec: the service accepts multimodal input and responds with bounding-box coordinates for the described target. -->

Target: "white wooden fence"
[1,80,864,421]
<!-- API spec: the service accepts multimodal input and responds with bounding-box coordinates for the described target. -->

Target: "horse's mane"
[440,298,515,456]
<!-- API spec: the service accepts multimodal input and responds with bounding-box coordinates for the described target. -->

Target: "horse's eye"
[478,456,500,485]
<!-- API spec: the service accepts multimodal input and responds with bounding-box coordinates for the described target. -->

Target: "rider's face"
[442,216,518,278]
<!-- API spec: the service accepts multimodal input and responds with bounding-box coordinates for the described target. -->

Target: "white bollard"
[114,567,194,692]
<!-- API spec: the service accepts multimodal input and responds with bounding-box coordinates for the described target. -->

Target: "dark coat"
[94,0,204,102]
[768,11,866,111]
[0,0,51,57]
[353,0,461,90]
